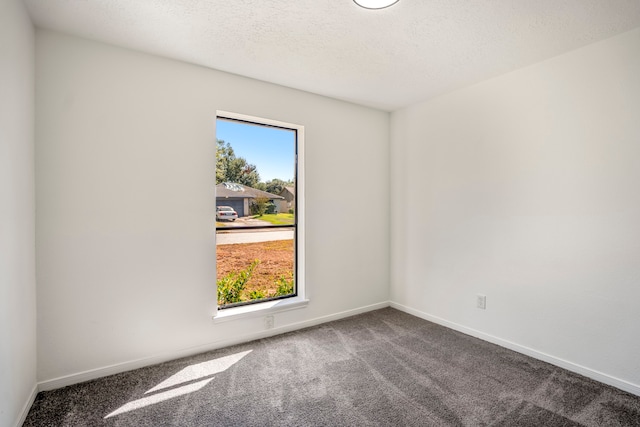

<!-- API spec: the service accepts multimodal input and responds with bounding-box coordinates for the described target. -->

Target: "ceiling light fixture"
[353,0,399,10]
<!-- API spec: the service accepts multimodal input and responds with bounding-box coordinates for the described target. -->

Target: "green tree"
[216,140,233,184]
[253,181,267,192]
[216,140,261,188]
[250,196,270,216]
[265,178,293,195]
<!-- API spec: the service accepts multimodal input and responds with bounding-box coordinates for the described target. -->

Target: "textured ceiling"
[24,0,640,111]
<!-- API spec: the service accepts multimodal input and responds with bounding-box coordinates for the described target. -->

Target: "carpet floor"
[24,308,640,426]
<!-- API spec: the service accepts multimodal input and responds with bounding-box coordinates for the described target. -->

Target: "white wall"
[0,0,37,425]
[35,30,390,383]
[391,28,640,392]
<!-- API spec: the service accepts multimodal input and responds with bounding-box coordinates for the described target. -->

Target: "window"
[214,112,304,315]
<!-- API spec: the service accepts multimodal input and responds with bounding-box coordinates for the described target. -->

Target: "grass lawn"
[257,213,294,225]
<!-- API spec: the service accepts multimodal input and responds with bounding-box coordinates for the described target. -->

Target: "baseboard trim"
[38,301,390,391]
[15,383,38,427]
[390,301,640,397]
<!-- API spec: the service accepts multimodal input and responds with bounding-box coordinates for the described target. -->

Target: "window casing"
[213,111,305,320]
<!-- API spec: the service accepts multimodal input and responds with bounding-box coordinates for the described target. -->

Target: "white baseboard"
[390,301,640,397]
[38,301,390,391]
[15,383,38,427]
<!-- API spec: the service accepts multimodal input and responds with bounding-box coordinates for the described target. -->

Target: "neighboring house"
[277,186,295,213]
[216,182,284,217]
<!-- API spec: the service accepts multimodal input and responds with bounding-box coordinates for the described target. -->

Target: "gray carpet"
[24,308,640,426]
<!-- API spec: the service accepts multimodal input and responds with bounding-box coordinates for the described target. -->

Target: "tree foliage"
[216,139,292,194]
[250,196,270,216]
[216,140,261,188]
[264,178,293,196]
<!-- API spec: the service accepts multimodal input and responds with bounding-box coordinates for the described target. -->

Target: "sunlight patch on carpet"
[105,350,252,418]
[146,350,252,394]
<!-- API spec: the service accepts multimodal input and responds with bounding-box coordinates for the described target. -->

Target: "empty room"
[2,0,640,426]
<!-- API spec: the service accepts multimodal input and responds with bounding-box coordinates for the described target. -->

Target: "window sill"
[212,298,309,323]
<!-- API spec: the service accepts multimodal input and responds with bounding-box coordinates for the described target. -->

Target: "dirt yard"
[216,239,294,295]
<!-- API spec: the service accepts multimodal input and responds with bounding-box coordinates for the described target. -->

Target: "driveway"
[218,216,272,227]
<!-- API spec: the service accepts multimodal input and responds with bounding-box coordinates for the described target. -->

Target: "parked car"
[216,206,238,221]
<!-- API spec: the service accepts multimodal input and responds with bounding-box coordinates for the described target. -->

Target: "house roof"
[281,186,295,196]
[216,182,284,200]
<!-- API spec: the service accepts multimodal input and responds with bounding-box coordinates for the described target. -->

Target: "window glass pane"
[215,117,296,308]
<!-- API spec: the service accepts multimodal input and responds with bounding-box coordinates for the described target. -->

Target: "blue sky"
[216,119,295,182]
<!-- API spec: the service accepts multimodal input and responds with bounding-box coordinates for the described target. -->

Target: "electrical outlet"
[477,294,487,310]
[264,315,274,329]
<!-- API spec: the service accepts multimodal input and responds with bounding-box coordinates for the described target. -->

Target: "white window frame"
[212,111,307,322]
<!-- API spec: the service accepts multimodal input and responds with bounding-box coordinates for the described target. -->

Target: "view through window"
[216,116,297,309]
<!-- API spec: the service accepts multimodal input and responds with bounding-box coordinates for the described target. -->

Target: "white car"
[216,206,238,221]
